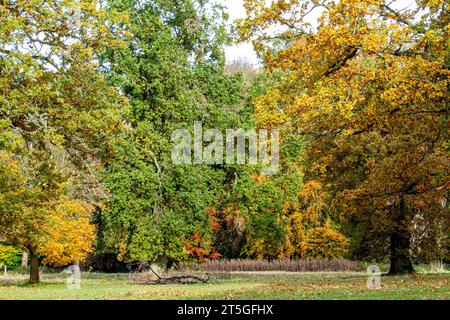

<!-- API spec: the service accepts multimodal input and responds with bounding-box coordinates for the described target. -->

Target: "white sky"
[222,0,259,66]
[222,0,417,66]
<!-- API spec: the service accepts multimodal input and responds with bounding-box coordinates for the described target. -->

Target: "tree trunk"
[388,197,415,275]
[29,248,40,284]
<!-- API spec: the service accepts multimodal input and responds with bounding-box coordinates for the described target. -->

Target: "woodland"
[0,0,448,285]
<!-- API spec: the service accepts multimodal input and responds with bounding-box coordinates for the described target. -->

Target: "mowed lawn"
[0,272,448,300]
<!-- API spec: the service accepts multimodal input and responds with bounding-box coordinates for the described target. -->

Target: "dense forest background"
[0,0,448,284]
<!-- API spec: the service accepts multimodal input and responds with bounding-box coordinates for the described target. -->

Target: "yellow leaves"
[282,201,292,214]
[252,174,269,184]
[311,161,327,178]
[420,0,450,11]
[246,238,267,260]
[361,25,389,53]
[299,180,322,203]
[376,56,450,112]
[0,0,128,77]
[0,244,21,266]
[278,179,350,259]
[283,211,306,258]
[301,220,349,259]
[283,209,349,259]
[0,150,26,192]
[253,88,289,128]
[242,0,448,265]
[38,198,95,266]
[117,241,128,262]
[299,179,328,225]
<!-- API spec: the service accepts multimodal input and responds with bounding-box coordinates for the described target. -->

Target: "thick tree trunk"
[388,197,415,275]
[29,248,40,284]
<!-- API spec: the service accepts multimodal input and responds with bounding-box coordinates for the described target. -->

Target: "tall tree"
[97,0,248,268]
[0,0,126,283]
[238,0,449,274]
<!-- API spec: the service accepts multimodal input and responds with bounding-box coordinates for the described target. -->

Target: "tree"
[238,0,449,274]
[0,0,126,283]
[0,147,96,283]
[210,67,349,261]
[97,0,247,268]
[0,244,21,270]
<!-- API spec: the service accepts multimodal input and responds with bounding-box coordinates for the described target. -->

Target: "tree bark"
[388,197,415,275]
[29,248,40,284]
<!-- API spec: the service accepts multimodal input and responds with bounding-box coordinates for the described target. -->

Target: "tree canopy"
[238,0,449,273]
[0,0,448,283]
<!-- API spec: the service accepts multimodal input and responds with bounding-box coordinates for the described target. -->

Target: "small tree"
[0,151,95,283]
[0,244,21,272]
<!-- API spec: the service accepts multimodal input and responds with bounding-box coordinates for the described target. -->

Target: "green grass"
[0,272,448,300]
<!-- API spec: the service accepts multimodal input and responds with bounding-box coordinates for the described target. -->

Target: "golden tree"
[239,0,449,274]
[0,0,126,283]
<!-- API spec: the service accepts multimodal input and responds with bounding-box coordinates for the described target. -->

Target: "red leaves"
[184,233,222,263]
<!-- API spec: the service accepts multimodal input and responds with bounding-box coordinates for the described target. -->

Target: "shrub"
[186,258,362,272]
[0,244,21,268]
[301,221,349,259]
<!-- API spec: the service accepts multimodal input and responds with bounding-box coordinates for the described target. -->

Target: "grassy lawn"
[0,272,448,300]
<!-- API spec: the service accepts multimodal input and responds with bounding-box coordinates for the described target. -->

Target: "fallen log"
[154,274,210,285]
[129,262,211,285]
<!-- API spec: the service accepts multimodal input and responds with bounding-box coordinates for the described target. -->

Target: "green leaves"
[0,244,21,268]
[97,0,248,265]
[0,0,127,282]
[240,0,449,267]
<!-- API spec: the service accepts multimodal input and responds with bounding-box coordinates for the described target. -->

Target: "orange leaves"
[205,204,221,231]
[251,173,270,184]
[184,233,222,263]
[301,220,349,259]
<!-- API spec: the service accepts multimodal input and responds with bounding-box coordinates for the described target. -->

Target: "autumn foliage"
[0,0,448,284]
[39,199,95,266]
[238,0,449,273]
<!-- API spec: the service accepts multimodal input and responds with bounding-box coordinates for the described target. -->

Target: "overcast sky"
[222,0,259,66]
[221,0,417,66]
